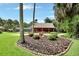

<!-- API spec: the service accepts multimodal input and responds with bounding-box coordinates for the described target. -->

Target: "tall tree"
[0,18,3,26]
[32,3,36,33]
[7,19,13,29]
[55,3,79,22]
[34,19,38,23]
[13,20,19,27]
[23,22,29,27]
[44,17,52,23]
[19,3,25,43]
[55,3,79,37]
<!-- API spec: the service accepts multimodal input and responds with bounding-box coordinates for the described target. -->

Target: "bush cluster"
[29,32,44,40]
[28,33,34,37]
[39,32,43,36]
[48,33,58,41]
[33,35,40,40]
[0,30,2,34]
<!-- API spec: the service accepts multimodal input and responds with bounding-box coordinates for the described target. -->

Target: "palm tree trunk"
[32,3,36,34]
[19,3,25,43]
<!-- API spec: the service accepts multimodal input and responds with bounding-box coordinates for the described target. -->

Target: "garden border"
[17,38,73,56]
[55,40,73,56]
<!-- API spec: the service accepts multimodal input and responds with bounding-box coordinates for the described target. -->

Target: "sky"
[0,3,55,23]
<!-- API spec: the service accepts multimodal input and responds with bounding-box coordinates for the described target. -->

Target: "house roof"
[31,23,55,28]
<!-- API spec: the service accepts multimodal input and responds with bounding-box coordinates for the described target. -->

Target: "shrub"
[48,33,58,41]
[29,33,33,37]
[50,32,58,34]
[33,35,40,40]
[0,30,2,34]
[39,32,43,36]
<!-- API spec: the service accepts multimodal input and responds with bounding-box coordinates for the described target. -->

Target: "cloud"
[0,3,9,6]
[38,20,44,23]
[15,5,33,10]
[47,15,55,19]
[15,4,41,10]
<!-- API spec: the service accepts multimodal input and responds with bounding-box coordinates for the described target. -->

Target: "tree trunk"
[32,3,36,34]
[19,3,25,43]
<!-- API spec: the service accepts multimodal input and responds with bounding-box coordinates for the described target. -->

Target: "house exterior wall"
[34,28,54,32]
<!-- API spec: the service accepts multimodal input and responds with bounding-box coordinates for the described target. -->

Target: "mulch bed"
[20,35,71,55]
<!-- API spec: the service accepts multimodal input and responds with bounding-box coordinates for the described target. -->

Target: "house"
[29,23,55,32]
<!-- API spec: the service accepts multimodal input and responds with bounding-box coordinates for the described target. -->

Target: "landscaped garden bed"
[19,33,72,55]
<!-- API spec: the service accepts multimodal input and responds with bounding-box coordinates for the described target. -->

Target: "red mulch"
[23,35,71,55]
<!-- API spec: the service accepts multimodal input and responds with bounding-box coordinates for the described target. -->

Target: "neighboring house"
[29,23,55,32]
[16,27,30,32]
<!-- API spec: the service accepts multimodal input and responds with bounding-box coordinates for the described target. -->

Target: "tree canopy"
[44,17,52,23]
[55,3,79,38]
[0,17,29,32]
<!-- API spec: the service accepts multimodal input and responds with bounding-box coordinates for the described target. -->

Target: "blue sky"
[0,3,55,23]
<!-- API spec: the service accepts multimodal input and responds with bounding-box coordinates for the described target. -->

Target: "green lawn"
[0,32,33,56]
[61,33,79,56]
[65,39,79,56]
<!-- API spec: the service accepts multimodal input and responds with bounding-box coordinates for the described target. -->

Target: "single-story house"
[29,23,55,32]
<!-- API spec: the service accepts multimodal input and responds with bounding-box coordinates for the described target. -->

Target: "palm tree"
[19,3,25,43]
[55,3,79,22]
[55,3,79,33]
[32,3,36,34]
